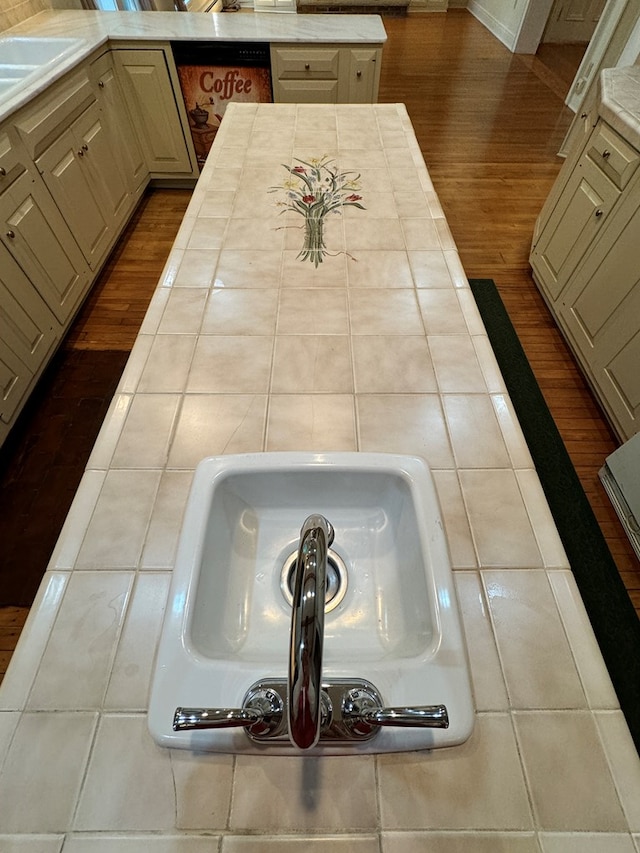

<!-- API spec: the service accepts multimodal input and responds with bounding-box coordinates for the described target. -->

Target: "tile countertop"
[0,9,386,122]
[1,102,640,851]
[600,65,640,149]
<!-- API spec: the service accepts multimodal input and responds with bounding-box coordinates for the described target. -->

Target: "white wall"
[618,9,640,62]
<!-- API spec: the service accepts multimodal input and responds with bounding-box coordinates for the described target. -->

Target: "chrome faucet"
[172,515,451,748]
[288,513,334,750]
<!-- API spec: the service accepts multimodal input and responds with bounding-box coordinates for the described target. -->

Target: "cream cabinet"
[1,112,88,443]
[557,181,640,440]
[113,47,197,177]
[0,241,59,427]
[345,48,381,104]
[530,117,640,440]
[0,168,92,324]
[89,50,149,195]
[15,65,137,272]
[271,45,382,104]
[271,46,340,103]
[530,120,639,300]
[36,101,131,270]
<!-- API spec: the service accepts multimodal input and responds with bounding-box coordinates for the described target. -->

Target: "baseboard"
[297,2,408,10]
[466,0,518,51]
[407,0,448,10]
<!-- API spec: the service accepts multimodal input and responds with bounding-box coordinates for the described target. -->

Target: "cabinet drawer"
[272,48,340,79]
[275,79,339,104]
[14,68,95,161]
[587,121,639,190]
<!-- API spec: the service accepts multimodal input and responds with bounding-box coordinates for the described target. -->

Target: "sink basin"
[0,37,86,101]
[0,36,85,66]
[148,452,475,753]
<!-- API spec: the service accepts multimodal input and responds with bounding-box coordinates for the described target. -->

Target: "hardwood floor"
[0,10,638,683]
[377,11,639,608]
[66,189,193,352]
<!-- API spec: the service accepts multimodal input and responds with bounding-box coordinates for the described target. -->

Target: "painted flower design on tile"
[270,156,365,267]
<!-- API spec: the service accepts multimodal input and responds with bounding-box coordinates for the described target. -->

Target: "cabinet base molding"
[298,4,408,12]
[408,0,448,11]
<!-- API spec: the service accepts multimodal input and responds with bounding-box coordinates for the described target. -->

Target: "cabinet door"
[560,195,640,439]
[0,340,32,428]
[91,51,149,194]
[0,243,58,425]
[0,170,91,324]
[37,111,112,270]
[531,154,618,301]
[74,102,132,230]
[114,49,194,174]
[544,0,606,43]
[343,48,380,103]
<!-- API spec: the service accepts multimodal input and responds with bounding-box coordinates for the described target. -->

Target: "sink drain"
[280,548,348,613]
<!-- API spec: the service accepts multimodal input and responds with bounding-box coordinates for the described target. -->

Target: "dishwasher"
[172,41,272,170]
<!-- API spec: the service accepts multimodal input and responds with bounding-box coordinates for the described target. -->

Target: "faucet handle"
[174,686,284,737]
[341,686,449,737]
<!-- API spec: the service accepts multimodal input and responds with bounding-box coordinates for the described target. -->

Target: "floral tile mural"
[270,156,365,266]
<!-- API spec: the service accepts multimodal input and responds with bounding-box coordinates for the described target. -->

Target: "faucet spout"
[288,513,334,750]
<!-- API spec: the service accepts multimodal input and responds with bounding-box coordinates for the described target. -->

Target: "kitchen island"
[1,102,639,850]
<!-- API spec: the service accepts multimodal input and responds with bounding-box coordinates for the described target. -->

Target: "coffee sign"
[176,64,272,168]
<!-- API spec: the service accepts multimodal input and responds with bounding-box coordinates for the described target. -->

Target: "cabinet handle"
[0,166,5,177]
[6,229,15,239]
[595,208,604,218]
[602,149,611,159]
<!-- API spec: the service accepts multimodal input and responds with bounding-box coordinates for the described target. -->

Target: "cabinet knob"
[98,80,105,88]
[0,166,6,177]
[82,144,88,151]
[356,70,362,78]
[595,208,604,218]
[304,63,310,70]
[77,149,84,157]
[602,149,611,159]
[6,229,15,239]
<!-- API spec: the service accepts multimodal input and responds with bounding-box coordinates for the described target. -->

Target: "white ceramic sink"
[0,37,86,100]
[148,452,475,753]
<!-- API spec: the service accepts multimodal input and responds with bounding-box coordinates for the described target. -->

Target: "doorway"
[542,0,607,44]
